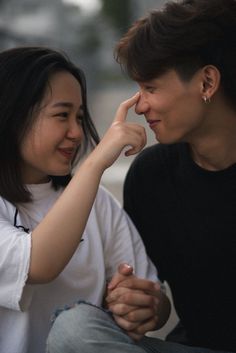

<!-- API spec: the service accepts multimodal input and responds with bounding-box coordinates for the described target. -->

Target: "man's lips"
[147,119,161,128]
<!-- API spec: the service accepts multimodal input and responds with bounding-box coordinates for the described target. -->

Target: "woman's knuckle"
[127,311,136,322]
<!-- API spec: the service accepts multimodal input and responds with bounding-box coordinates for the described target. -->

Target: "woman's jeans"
[46,303,232,353]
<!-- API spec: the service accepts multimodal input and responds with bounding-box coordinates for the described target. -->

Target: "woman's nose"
[135,93,150,115]
[67,121,83,141]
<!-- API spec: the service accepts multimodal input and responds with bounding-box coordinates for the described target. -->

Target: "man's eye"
[145,86,155,93]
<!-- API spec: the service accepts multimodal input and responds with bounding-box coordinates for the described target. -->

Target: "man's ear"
[200,65,221,99]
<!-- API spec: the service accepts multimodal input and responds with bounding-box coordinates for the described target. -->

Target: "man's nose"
[135,93,150,115]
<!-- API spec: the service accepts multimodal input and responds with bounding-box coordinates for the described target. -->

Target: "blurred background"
[0,0,167,202]
[0,0,178,338]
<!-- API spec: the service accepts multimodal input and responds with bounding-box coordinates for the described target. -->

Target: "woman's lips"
[58,148,75,160]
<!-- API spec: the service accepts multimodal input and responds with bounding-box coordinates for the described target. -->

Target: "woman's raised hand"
[90,92,147,170]
[28,94,145,284]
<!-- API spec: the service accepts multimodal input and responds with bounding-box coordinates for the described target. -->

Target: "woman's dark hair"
[0,46,100,204]
[115,0,236,109]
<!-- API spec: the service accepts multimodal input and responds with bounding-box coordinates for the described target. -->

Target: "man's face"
[135,69,207,144]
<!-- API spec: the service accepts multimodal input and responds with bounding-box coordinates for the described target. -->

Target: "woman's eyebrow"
[51,102,74,108]
[51,102,84,111]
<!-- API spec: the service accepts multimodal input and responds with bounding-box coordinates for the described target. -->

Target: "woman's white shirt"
[0,182,158,353]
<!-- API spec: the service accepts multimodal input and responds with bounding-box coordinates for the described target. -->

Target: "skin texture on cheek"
[147,75,205,144]
[20,72,84,183]
[20,115,61,183]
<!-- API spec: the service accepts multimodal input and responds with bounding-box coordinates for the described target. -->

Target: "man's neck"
[190,135,236,171]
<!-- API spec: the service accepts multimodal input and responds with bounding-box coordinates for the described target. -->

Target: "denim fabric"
[46,302,144,353]
[46,302,233,353]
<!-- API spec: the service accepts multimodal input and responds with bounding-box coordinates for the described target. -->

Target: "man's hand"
[106,264,171,340]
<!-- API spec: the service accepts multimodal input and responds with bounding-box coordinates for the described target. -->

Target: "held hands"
[105,264,167,341]
[90,92,146,171]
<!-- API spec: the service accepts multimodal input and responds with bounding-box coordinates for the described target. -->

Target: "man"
[117,0,236,352]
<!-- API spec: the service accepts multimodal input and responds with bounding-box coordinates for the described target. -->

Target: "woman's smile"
[57,146,77,160]
[20,71,83,184]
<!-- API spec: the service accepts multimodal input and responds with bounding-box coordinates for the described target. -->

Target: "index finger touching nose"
[113,92,140,123]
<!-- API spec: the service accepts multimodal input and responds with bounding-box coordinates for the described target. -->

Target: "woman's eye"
[77,115,84,124]
[57,112,69,119]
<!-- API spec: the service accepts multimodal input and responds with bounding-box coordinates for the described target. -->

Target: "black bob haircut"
[0,46,100,204]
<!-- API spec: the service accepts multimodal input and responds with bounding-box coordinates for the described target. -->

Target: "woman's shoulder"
[95,185,121,210]
[84,185,125,235]
[0,196,16,220]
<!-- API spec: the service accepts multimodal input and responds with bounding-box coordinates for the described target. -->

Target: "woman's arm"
[28,93,146,284]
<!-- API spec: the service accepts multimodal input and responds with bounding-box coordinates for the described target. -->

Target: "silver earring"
[203,96,211,104]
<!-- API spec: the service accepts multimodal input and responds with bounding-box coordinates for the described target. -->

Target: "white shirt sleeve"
[94,186,158,283]
[0,199,32,311]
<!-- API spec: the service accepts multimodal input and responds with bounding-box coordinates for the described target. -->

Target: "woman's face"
[20,71,84,184]
[135,69,207,144]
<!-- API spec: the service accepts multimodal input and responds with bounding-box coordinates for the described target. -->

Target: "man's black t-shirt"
[124,142,236,352]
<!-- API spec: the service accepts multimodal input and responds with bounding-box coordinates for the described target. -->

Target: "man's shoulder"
[132,142,185,168]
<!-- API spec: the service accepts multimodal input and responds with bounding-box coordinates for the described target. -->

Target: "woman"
[117,0,236,352]
[0,47,169,353]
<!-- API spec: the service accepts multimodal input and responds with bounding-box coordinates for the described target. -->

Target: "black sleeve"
[123,143,183,282]
[123,147,155,237]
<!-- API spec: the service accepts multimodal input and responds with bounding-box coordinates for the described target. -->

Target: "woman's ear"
[200,65,221,100]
